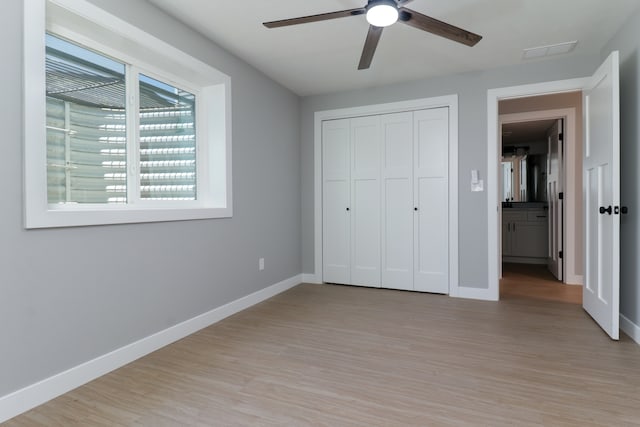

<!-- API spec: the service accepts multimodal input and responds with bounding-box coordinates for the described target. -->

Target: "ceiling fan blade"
[399,8,482,47]
[358,25,384,70]
[396,0,415,6]
[264,8,366,28]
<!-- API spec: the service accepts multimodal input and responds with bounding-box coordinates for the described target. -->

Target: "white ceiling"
[147,0,640,96]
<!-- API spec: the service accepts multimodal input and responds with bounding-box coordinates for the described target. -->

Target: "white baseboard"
[564,274,583,286]
[620,314,640,346]
[302,273,321,284]
[454,286,498,301]
[0,274,302,423]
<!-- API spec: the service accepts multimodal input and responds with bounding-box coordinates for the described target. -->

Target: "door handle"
[599,206,612,215]
[615,206,629,215]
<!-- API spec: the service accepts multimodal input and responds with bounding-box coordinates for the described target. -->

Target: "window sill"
[25,205,233,229]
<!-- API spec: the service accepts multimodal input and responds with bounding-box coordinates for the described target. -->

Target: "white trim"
[487,78,589,301]
[457,286,498,301]
[620,314,640,346]
[565,274,584,286]
[500,108,583,286]
[313,95,459,296]
[24,0,233,228]
[0,275,302,423]
[302,273,321,284]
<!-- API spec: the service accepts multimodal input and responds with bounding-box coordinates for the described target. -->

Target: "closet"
[322,107,449,294]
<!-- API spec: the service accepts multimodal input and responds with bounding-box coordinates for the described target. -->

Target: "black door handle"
[599,206,612,215]
[614,206,629,215]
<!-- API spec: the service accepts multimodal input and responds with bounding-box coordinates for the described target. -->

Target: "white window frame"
[24,0,233,228]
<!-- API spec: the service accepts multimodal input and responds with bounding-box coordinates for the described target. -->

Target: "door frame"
[499,108,581,285]
[487,79,588,301]
[312,95,460,296]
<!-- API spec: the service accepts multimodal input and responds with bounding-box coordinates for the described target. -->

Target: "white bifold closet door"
[381,112,414,290]
[414,108,449,293]
[322,119,351,285]
[323,107,449,293]
[322,117,381,287]
[350,116,382,286]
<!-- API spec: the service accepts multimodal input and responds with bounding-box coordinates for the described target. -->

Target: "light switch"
[472,180,484,192]
[471,170,483,192]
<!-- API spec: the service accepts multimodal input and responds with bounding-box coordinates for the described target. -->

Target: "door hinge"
[559,192,564,200]
[559,251,563,259]
[559,133,564,142]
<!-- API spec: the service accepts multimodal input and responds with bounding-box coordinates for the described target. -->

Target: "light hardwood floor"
[6,283,639,426]
[500,263,582,305]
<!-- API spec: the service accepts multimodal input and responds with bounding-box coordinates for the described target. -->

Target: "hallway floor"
[500,262,582,304]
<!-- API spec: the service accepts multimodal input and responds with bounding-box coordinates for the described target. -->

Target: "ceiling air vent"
[523,41,578,59]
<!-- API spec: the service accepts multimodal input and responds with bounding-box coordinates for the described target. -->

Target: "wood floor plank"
[5,283,639,426]
[500,263,582,304]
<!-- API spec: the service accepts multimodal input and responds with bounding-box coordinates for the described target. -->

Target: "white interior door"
[322,119,351,284]
[583,51,620,340]
[381,112,414,290]
[414,108,449,294]
[350,116,381,287]
[547,119,563,280]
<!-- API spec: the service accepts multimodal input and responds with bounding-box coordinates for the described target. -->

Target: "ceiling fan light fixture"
[366,0,399,27]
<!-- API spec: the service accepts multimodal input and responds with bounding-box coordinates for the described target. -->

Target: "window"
[24,0,232,228]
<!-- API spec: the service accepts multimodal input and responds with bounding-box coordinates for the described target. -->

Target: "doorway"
[498,99,582,303]
[487,53,621,339]
[490,82,583,299]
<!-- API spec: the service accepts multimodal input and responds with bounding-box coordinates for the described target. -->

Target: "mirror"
[502,119,554,203]
[501,154,547,202]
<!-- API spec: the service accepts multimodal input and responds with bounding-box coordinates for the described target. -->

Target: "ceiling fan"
[263,0,482,70]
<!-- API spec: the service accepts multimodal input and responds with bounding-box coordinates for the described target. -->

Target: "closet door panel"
[414,108,449,294]
[351,116,381,287]
[415,177,449,293]
[352,180,380,285]
[381,112,414,290]
[416,111,448,177]
[322,119,350,284]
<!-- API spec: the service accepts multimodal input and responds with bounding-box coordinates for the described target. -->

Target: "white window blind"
[46,34,127,204]
[45,34,198,204]
[25,0,232,228]
[139,74,196,201]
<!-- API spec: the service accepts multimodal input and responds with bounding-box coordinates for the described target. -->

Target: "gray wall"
[0,0,301,396]
[603,8,640,325]
[301,55,602,288]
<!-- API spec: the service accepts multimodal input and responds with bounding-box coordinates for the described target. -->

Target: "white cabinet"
[502,209,548,263]
[502,218,514,256]
[323,108,450,293]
